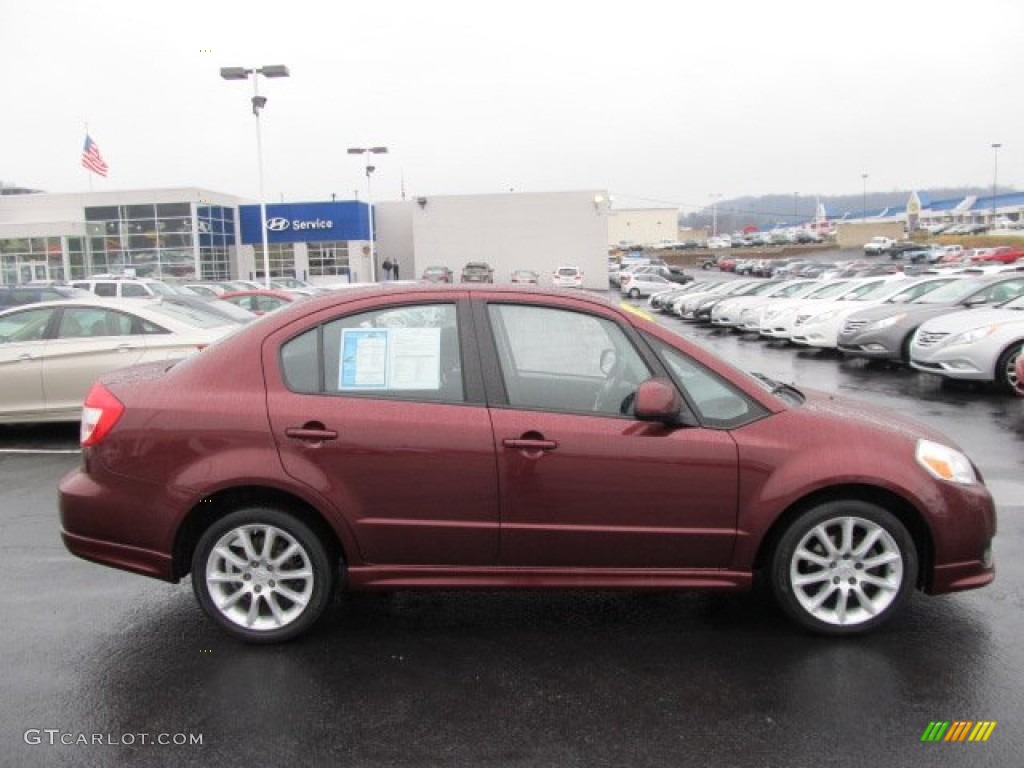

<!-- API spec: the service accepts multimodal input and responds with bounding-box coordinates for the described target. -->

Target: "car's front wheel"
[192,507,335,643]
[770,500,917,634]
[995,341,1022,395]
[628,288,640,298]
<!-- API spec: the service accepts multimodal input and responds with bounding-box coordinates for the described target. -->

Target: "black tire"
[769,500,917,635]
[192,507,335,643]
[995,341,1023,395]
[628,288,640,298]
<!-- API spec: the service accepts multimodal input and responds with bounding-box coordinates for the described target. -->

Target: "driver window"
[487,304,651,415]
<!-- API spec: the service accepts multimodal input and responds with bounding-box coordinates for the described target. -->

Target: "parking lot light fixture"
[991,143,1002,225]
[348,146,389,282]
[220,64,290,287]
[862,174,868,223]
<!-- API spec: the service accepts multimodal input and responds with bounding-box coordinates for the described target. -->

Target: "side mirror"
[634,377,687,425]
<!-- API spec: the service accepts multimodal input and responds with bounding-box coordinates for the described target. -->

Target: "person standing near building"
[381,259,393,280]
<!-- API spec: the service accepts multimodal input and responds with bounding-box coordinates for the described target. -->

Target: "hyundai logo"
[265,217,291,231]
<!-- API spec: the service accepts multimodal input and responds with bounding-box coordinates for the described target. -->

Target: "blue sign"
[239,201,370,244]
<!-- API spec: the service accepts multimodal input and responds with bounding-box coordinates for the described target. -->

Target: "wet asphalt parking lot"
[2,274,1022,768]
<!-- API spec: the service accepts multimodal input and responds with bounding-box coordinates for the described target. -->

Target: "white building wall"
[0,188,243,224]
[406,190,609,289]
[607,208,679,247]
[375,202,415,281]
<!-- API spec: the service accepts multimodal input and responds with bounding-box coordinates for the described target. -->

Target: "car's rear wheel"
[995,341,1022,395]
[628,288,640,298]
[192,507,334,643]
[770,500,917,635]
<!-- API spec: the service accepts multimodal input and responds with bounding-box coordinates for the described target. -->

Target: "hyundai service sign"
[239,201,370,244]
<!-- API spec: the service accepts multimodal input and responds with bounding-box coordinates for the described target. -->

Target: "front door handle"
[502,438,558,451]
[285,425,339,443]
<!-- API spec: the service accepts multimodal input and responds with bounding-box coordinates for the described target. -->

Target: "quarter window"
[650,337,765,428]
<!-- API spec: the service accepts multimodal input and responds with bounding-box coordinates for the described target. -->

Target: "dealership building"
[0,187,612,289]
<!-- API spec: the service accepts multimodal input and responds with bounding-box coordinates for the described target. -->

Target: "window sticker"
[339,327,441,391]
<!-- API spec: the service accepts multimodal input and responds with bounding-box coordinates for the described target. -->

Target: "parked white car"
[909,293,1024,393]
[757,279,863,338]
[711,279,820,328]
[552,265,584,288]
[620,271,672,298]
[864,237,897,255]
[0,298,236,423]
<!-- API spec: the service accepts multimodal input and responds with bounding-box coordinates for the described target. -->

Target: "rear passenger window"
[93,283,117,297]
[280,303,463,403]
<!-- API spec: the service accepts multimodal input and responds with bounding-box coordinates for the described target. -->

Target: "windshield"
[147,301,238,329]
[912,278,989,304]
[146,281,176,296]
[805,280,854,299]
[842,280,900,301]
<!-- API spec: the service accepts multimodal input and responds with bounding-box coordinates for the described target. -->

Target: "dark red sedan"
[217,289,303,315]
[60,285,996,642]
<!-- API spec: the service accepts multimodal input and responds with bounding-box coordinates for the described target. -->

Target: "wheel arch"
[752,483,935,591]
[172,485,346,581]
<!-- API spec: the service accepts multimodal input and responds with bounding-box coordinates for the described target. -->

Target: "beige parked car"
[0,298,236,424]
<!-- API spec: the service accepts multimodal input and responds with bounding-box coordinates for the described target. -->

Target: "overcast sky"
[4,0,1021,211]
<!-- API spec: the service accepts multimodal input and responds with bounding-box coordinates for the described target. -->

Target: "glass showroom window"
[253,243,294,279]
[67,238,87,279]
[308,242,351,277]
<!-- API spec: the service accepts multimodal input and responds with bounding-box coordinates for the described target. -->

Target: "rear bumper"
[60,530,174,581]
[59,467,176,582]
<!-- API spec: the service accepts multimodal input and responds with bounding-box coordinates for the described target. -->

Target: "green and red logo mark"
[921,721,997,743]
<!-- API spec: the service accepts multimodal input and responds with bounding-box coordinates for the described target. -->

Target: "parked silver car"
[909,294,1024,393]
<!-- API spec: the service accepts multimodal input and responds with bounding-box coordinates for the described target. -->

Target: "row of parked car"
[421,263,587,288]
[643,271,1024,395]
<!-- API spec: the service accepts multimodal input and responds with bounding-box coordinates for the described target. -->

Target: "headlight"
[915,439,978,485]
[947,325,999,346]
[807,308,842,324]
[867,313,906,331]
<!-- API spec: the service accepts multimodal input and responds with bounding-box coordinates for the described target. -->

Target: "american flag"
[81,134,109,177]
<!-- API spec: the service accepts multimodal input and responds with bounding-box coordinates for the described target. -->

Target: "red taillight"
[80,383,125,447]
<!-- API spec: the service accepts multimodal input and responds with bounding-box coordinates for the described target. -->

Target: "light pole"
[991,143,1002,226]
[709,193,722,237]
[861,174,868,223]
[347,146,388,281]
[220,64,290,287]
